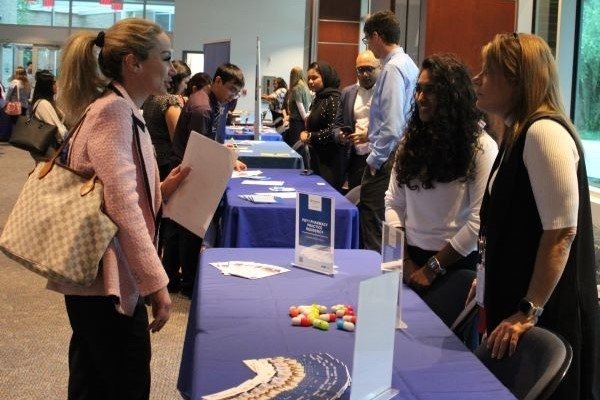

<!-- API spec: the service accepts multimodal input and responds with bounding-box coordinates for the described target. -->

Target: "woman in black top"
[300,62,344,191]
[472,33,599,399]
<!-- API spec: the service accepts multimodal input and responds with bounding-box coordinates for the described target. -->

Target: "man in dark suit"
[335,50,380,190]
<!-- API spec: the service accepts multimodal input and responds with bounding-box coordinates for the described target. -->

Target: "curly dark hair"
[395,54,482,190]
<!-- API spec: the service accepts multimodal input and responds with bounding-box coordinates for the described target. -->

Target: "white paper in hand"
[163,131,235,237]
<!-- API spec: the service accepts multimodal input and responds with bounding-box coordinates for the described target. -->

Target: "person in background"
[142,59,191,180]
[6,66,32,120]
[53,18,189,399]
[0,81,12,141]
[168,60,192,106]
[26,61,34,77]
[30,70,68,160]
[299,62,344,191]
[360,10,419,252]
[167,63,246,297]
[335,50,380,192]
[472,33,599,399]
[142,60,191,296]
[284,66,312,148]
[261,77,287,123]
[385,55,498,339]
[26,61,36,95]
[183,72,212,98]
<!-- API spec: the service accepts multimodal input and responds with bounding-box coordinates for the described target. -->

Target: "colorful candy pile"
[289,304,357,332]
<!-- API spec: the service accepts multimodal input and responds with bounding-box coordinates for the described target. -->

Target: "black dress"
[305,87,344,191]
[480,116,599,400]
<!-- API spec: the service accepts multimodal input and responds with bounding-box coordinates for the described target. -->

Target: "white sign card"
[293,192,335,275]
[163,131,235,237]
[380,222,406,329]
[381,222,404,271]
[350,270,400,400]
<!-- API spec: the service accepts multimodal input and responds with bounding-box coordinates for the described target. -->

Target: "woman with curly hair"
[385,54,498,295]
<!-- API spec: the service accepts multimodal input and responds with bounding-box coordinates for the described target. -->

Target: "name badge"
[475,262,485,307]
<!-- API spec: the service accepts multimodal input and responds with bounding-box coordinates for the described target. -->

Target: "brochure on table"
[381,222,407,329]
[293,192,335,276]
[163,131,235,238]
[350,270,400,400]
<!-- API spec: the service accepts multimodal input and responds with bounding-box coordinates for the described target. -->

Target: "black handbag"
[9,101,59,155]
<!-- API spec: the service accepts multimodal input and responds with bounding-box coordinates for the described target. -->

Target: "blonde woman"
[53,19,189,399]
[6,66,32,118]
[472,33,599,399]
[284,66,312,147]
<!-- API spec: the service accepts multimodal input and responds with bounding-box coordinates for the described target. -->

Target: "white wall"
[173,0,307,113]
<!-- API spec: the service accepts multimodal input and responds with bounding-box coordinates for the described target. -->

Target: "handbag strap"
[38,109,89,179]
[31,100,41,115]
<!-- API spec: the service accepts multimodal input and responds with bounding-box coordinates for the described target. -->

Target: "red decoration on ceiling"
[99,0,112,4]
[42,0,54,7]
[111,2,123,11]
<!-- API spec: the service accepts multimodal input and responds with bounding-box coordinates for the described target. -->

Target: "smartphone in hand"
[340,126,353,135]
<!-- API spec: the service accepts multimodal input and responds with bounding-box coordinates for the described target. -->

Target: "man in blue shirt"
[360,10,418,251]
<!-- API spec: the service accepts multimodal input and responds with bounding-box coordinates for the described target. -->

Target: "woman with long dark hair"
[385,54,497,294]
[28,70,68,160]
[31,70,67,139]
[142,59,191,180]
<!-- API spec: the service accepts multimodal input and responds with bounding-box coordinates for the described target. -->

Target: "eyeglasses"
[356,66,376,74]
[361,35,370,45]
[225,84,242,99]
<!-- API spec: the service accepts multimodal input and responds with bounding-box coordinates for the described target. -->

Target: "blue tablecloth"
[177,248,514,400]
[235,141,304,169]
[226,127,282,141]
[220,169,359,249]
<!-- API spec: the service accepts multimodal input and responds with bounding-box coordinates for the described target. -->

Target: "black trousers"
[65,295,151,400]
[285,118,304,148]
[162,220,203,294]
[346,151,368,190]
[359,159,393,252]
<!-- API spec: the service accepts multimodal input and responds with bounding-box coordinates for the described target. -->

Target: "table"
[177,248,514,400]
[226,126,282,142]
[220,169,359,249]
[235,141,304,169]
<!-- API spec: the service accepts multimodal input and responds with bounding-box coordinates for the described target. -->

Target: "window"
[1,0,174,31]
[574,0,600,185]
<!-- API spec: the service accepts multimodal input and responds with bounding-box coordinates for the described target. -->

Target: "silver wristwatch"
[425,256,446,276]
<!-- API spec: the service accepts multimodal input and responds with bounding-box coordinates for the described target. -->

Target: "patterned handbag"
[4,85,22,116]
[0,112,118,286]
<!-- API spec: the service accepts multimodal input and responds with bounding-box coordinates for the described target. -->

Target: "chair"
[474,326,573,400]
[420,268,478,348]
[345,185,361,206]
[421,269,476,328]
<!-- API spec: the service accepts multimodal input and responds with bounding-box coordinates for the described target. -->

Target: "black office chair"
[420,269,478,348]
[474,326,573,400]
[292,140,312,174]
[421,269,476,327]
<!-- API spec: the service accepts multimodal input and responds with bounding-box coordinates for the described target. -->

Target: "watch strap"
[426,256,446,276]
